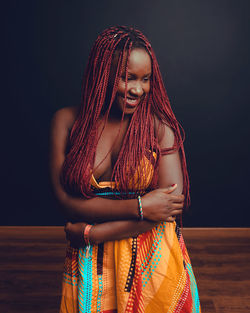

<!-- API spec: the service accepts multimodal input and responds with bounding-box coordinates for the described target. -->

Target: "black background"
[2,0,250,226]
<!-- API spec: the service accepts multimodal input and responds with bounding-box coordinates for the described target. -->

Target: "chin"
[122,106,137,115]
[116,96,138,115]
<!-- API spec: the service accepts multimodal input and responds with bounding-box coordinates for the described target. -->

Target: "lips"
[121,96,140,108]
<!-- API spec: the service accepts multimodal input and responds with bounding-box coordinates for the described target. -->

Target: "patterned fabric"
[60,176,201,312]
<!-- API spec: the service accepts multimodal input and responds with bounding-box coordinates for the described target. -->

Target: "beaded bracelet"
[137,195,144,221]
[83,224,93,258]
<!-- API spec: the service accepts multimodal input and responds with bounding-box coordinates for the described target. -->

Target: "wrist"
[88,225,100,245]
[121,198,138,219]
[140,196,148,220]
[137,195,144,220]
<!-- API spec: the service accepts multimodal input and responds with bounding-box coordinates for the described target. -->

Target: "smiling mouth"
[121,96,140,107]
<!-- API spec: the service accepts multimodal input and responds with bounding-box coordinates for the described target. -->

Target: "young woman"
[50,26,201,313]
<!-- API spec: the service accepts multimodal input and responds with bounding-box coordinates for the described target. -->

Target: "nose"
[129,83,144,97]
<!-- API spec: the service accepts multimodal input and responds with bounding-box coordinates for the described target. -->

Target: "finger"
[170,203,184,210]
[166,216,176,222]
[168,194,185,203]
[164,184,177,194]
[170,209,183,216]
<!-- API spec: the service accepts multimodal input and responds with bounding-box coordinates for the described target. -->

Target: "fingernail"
[171,184,176,187]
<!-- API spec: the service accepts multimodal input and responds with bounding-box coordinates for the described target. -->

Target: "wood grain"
[0,227,249,313]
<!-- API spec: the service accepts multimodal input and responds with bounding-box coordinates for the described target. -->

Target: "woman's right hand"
[64,222,87,248]
[141,184,184,222]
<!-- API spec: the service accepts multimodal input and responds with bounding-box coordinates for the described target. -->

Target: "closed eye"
[121,75,134,81]
[121,74,151,82]
[143,75,151,82]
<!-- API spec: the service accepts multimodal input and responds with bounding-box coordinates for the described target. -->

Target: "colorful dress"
[60,164,201,313]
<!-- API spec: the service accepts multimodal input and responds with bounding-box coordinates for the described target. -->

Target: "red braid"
[61,26,190,207]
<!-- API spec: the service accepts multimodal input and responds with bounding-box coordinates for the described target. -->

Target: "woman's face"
[112,48,152,115]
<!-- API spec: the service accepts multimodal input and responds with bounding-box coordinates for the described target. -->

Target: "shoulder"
[153,114,175,148]
[50,106,80,154]
[51,106,80,132]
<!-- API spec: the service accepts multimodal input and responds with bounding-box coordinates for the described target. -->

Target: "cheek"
[116,80,126,95]
[145,82,151,94]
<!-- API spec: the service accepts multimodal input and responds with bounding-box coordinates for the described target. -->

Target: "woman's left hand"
[64,222,87,248]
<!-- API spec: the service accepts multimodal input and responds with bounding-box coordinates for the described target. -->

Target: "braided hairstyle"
[61,26,190,207]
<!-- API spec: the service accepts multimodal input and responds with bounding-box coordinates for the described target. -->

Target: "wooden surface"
[0,227,250,313]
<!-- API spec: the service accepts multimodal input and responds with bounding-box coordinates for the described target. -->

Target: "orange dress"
[59,158,201,313]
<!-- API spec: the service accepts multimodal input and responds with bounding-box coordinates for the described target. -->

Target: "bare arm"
[64,120,185,246]
[152,119,184,222]
[156,121,184,194]
[50,108,183,224]
[91,122,185,242]
[65,219,158,247]
[50,107,139,223]
[92,220,157,243]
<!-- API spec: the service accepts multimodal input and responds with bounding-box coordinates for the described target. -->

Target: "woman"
[50,26,201,313]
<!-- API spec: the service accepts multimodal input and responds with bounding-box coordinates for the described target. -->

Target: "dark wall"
[2,0,250,226]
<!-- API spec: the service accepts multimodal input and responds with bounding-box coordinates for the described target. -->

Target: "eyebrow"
[125,72,152,76]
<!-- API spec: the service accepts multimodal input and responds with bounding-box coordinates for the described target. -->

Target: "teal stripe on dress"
[95,191,135,196]
[78,246,93,313]
[186,263,200,312]
[141,222,166,288]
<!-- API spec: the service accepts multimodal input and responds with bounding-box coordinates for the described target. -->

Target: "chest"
[93,120,128,182]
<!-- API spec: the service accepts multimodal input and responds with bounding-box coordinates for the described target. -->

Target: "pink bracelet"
[84,224,93,258]
[84,224,93,246]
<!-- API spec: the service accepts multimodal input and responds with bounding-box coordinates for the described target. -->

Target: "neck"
[100,107,131,125]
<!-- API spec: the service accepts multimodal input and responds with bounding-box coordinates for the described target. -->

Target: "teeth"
[121,96,139,106]
[127,99,137,103]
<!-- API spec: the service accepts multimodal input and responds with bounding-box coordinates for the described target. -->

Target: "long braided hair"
[61,26,190,207]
